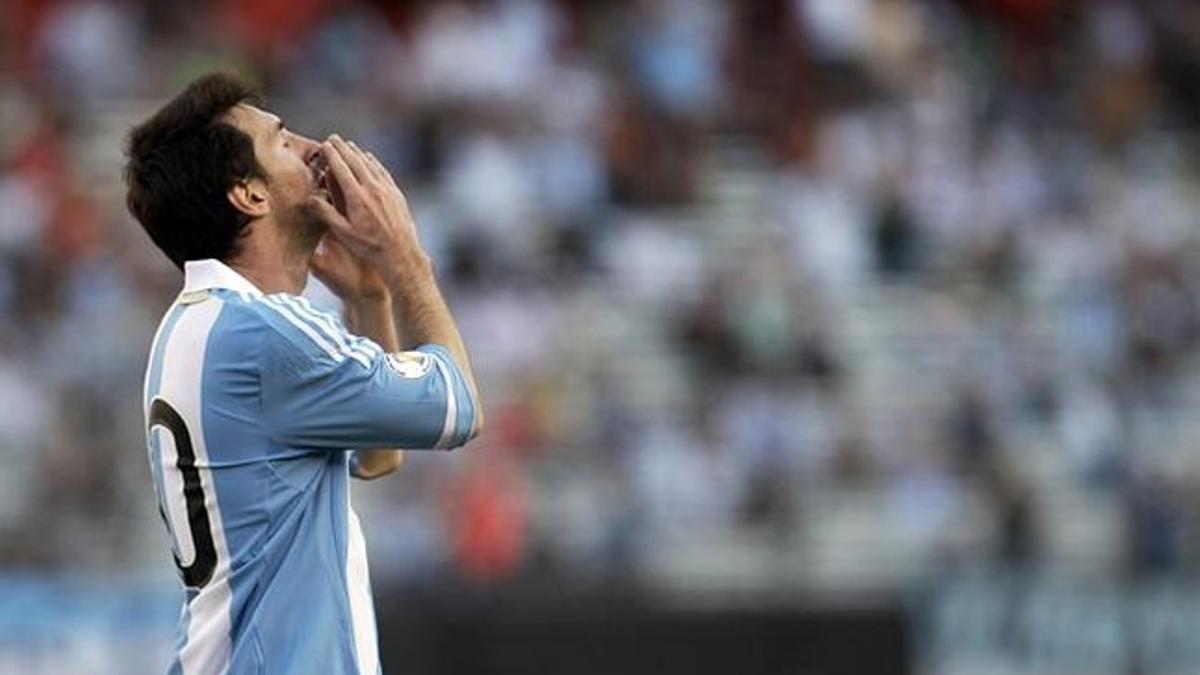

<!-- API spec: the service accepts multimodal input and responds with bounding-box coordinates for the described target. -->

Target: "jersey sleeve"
[258,295,477,451]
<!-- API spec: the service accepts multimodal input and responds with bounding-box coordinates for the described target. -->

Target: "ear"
[227,177,271,219]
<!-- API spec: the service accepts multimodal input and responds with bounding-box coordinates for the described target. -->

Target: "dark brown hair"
[124,72,265,269]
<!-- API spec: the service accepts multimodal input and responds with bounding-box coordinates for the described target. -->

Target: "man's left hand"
[311,232,390,303]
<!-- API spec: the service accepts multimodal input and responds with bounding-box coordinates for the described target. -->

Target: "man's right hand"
[306,135,430,278]
[306,134,485,441]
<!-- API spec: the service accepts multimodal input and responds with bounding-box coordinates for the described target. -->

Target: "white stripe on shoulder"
[258,296,345,364]
[347,334,383,358]
[289,296,376,363]
[294,298,383,359]
[299,299,383,358]
[278,296,373,369]
[432,353,458,449]
[304,298,382,360]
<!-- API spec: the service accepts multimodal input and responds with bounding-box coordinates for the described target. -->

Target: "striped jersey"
[142,259,477,674]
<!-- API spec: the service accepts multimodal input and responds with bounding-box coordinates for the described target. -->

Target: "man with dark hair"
[125,74,266,267]
[126,72,483,674]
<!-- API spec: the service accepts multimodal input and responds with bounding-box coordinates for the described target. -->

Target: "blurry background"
[3,0,1200,673]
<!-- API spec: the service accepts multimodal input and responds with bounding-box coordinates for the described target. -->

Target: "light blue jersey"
[142,259,477,675]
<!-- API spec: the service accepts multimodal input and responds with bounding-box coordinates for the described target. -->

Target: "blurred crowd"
[3,0,1200,594]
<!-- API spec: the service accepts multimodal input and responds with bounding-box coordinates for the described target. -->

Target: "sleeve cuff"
[417,344,476,449]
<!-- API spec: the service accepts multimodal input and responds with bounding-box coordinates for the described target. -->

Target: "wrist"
[380,247,434,291]
[346,289,391,313]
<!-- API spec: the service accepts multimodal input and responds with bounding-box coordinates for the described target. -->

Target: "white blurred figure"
[794,0,871,62]
[444,131,538,259]
[406,0,561,104]
[630,417,735,543]
[37,0,142,99]
[779,166,872,297]
[0,356,50,530]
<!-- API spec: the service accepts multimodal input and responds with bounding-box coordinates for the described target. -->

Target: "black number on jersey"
[150,399,217,589]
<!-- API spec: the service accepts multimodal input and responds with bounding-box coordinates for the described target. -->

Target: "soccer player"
[124,73,483,674]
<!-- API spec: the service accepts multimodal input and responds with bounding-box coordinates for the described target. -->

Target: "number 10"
[150,398,218,589]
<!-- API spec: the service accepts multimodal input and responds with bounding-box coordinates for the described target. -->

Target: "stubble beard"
[294,202,327,253]
[274,182,327,259]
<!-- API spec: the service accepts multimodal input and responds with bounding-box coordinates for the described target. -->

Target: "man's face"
[222,104,328,245]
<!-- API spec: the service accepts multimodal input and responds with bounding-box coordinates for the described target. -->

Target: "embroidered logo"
[386,351,433,378]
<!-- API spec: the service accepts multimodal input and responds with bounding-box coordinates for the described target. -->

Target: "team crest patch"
[386,351,433,378]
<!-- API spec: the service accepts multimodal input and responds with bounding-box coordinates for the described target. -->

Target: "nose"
[295,133,321,164]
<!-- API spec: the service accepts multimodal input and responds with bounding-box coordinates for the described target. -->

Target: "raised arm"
[308,135,484,440]
[309,204,407,479]
[345,294,408,478]
[309,234,408,475]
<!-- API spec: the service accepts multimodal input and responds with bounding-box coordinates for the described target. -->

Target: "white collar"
[181,259,264,297]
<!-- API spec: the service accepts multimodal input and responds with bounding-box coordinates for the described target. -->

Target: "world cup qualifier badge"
[386,351,434,378]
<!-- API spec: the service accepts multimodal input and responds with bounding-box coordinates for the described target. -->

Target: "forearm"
[346,293,400,353]
[345,294,405,479]
[311,134,483,438]
[382,251,484,436]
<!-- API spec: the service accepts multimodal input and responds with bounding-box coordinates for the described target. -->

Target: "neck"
[226,219,316,295]
[230,254,310,296]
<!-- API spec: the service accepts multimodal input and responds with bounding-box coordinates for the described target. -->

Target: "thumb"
[304,196,351,233]
[309,236,346,286]
[310,239,332,274]
[312,233,333,263]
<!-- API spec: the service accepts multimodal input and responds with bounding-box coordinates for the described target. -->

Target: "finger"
[331,136,373,185]
[309,249,344,288]
[313,233,343,262]
[345,139,376,182]
[317,231,345,255]
[360,151,407,201]
[363,151,394,186]
[307,198,378,260]
[350,142,387,188]
[345,141,381,180]
[311,243,335,273]
[311,242,347,277]
[351,142,381,180]
[321,141,363,200]
[304,195,353,233]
